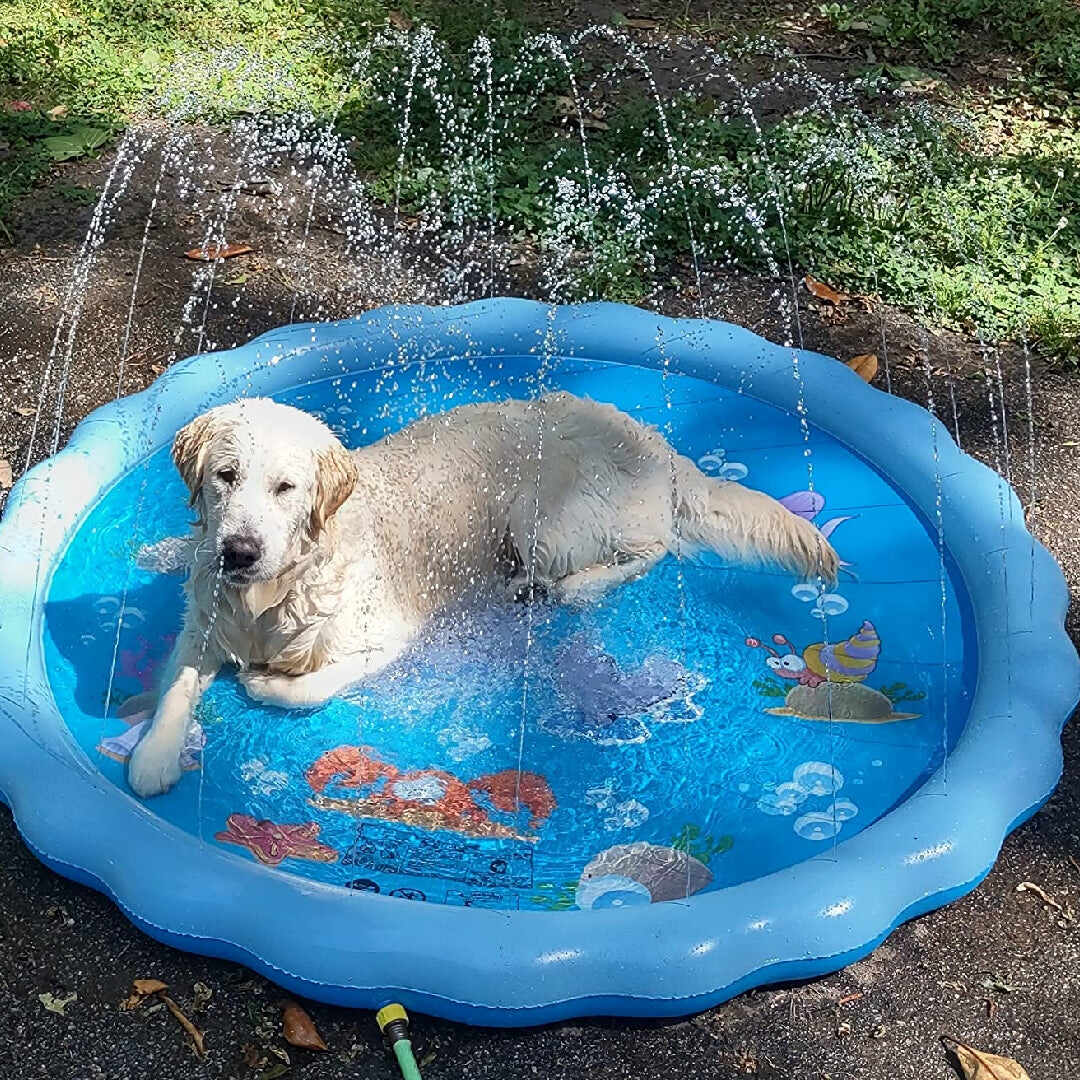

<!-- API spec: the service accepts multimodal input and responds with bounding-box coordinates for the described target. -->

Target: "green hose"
[377,1004,423,1080]
[391,1036,423,1080]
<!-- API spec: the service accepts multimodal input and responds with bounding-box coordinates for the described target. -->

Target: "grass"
[1,0,1078,363]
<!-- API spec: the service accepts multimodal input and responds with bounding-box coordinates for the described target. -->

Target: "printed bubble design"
[758,762,859,842]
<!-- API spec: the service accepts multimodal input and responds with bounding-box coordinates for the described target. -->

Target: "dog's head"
[173,399,357,585]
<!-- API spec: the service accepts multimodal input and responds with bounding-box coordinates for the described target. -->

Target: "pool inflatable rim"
[1,298,1076,1025]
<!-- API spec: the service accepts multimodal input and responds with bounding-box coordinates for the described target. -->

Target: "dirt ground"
[0,134,1078,1080]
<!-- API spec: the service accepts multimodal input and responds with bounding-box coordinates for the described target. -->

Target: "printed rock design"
[575,842,713,909]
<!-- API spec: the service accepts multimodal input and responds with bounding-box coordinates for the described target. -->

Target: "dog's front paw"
[128,737,183,798]
[240,670,303,708]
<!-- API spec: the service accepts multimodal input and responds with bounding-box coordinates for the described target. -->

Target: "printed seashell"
[804,620,879,682]
[579,842,713,903]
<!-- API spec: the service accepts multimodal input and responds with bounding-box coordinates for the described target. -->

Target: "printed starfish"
[215,813,338,867]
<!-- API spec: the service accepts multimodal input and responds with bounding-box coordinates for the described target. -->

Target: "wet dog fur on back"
[127,393,837,796]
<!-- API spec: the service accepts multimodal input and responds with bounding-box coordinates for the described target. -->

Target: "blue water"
[44,354,975,911]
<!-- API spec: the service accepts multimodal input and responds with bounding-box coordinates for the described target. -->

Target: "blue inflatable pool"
[0,300,1076,1024]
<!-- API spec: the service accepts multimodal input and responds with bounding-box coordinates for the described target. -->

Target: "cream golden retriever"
[128,393,837,796]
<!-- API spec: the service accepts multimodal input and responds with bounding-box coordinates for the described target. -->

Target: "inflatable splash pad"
[0,300,1076,1024]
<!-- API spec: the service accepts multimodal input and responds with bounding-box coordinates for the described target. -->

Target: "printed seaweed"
[530,881,579,911]
[752,677,788,699]
[879,682,927,705]
[670,824,734,865]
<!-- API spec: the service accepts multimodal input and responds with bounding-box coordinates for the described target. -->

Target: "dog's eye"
[217,468,237,484]
[276,481,295,496]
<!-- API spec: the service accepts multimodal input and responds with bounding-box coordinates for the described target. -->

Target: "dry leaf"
[847,353,879,382]
[13,403,34,417]
[161,994,206,1060]
[941,1035,1030,1080]
[121,978,169,1011]
[1017,880,1064,910]
[388,9,414,30]
[184,243,253,261]
[804,274,851,305]
[192,981,212,1012]
[282,1000,328,1051]
[39,991,76,1015]
[0,458,13,490]
[47,104,68,119]
[625,16,659,29]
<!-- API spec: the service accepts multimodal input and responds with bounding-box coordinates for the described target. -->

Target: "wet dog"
[128,393,836,796]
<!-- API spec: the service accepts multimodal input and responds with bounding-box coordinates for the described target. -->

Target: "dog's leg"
[128,631,219,797]
[238,644,403,709]
[551,547,666,606]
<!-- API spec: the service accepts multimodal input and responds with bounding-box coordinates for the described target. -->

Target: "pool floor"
[44,355,975,911]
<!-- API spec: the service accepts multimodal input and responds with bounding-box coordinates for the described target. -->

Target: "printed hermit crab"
[745,620,880,688]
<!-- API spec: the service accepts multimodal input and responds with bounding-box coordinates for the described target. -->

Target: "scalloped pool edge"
[0,299,1076,1025]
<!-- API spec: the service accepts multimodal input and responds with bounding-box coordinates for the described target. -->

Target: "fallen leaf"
[133,978,169,995]
[388,9,413,30]
[39,991,77,1015]
[0,458,13,490]
[282,999,328,1051]
[255,1065,289,1080]
[47,104,68,119]
[941,1035,1030,1080]
[13,403,34,417]
[804,274,851,305]
[184,243,253,262]
[242,1044,264,1069]
[846,353,878,382]
[625,16,660,29]
[161,994,206,1060]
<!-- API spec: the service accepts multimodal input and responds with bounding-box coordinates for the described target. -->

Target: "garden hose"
[376,1003,423,1080]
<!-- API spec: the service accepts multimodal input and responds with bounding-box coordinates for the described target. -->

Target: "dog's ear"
[172,412,217,507]
[310,439,358,538]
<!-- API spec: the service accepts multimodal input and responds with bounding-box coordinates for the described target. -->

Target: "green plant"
[833,0,1080,91]
[56,183,99,205]
[0,108,119,232]
[818,3,858,32]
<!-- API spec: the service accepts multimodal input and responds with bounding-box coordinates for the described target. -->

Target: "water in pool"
[45,353,975,911]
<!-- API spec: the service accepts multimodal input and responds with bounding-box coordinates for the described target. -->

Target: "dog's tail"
[672,458,838,583]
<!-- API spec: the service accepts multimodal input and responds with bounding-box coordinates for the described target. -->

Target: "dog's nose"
[222,534,262,573]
